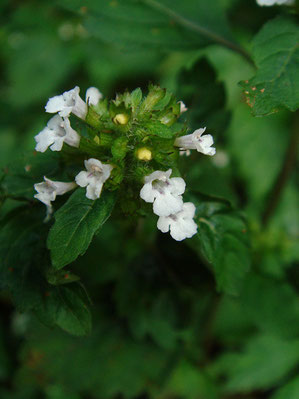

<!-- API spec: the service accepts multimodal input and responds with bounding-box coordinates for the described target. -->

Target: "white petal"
[201,134,214,147]
[157,216,171,233]
[170,218,197,241]
[49,137,64,152]
[174,134,196,150]
[47,114,64,129]
[84,158,103,171]
[140,182,156,203]
[181,202,196,218]
[153,192,183,217]
[58,106,73,118]
[86,184,98,200]
[101,163,114,182]
[75,171,89,187]
[52,181,76,195]
[86,87,103,105]
[63,117,80,148]
[72,96,87,119]
[93,182,104,199]
[178,101,187,113]
[144,169,172,184]
[170,177,186,196]
[35,128,56,153]
[45,95,66,114]
[169,222,187,241]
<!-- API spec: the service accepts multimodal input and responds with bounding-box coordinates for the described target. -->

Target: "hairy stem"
[262,111,299,227]
[142,0,254,66]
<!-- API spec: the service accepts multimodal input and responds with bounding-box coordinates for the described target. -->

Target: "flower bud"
[113,113,129,125]
[136,147,152,161]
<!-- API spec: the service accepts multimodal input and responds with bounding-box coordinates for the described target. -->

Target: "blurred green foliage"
[0,1,298,399]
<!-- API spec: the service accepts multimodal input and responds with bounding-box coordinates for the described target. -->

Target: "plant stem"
[142,0,254,66]
[262,111,299,228]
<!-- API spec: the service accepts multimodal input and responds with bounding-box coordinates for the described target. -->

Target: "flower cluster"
[33,85,216,241]
[34,86,113,215]
[140,169,197,241]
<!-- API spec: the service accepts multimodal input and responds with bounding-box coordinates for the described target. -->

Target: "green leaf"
[1,152,60,200]
[0,206,92,336]
[130,88,143,112]
[212,335,299,393]
[35,284,92,336]
[162,359,218,399]
[240,17,299,116]
[227,104,288,205]
[7,34,74,107]
[20,319,170,398]
[177,57,231,135]
[57,0,234,51]
[144,119,176,138]
[271,377,299,399]
[0,206,48,310]
[239,274,299,339]
[48,188,116,269]
[189,196,250,295]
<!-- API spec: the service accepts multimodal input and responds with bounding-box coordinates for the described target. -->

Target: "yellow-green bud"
[93,135,100,144]
[136,147,152,161]
[113,113,129,125]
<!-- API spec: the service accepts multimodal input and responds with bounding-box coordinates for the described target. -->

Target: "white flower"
[256,0,294,5]
[75,158,113,200]
[178,101,187,114]
[34,115,80,153]
[45,86,87,119]
[157,202,198,241]
[174,127,216,156]
[85,87,103,105]
[140,169,185,217]
[34,177,76,215]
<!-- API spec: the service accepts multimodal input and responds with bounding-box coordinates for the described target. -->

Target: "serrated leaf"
[0,205,92,336]
[47,188,116,269]
[35,284,92,336]
[0,206,48,310]
[144,120,176,138]
[189,196,250,295]
[213,335,299,393]
[240,17,299,116]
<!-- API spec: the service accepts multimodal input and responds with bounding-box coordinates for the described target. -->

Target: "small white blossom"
[86,87,103,105]
[34,177,76,215]
[75,158,113,200]
[157,202,198,241]
[45,86,87,119]
[174,127,216,156]
[34,115,80,153]
[140,169,185,217]
[178,101,187,114]
[256,0,294,5]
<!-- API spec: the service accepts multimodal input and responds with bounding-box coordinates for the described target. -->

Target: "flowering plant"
[0,1,298,398]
